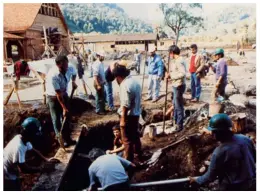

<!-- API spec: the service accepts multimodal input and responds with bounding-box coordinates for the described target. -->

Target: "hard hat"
[96,51,106,57]
[148,45,156,53]
[215,48,224,55]
[118,60,128,67]
[207,114,232,131]
[21,117,42,136]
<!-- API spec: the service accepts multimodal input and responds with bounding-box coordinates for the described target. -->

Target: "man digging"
[45,55,77,147]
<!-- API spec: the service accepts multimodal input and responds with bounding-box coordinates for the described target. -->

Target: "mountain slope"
[59,3,153,34]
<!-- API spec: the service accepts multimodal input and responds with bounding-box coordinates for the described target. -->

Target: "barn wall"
[29,14,67,35]
[25,30,44,60]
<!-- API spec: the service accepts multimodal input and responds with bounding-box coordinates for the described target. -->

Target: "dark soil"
[3,98,94,191]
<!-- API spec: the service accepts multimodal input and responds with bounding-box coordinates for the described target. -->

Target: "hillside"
[59,3,153,34]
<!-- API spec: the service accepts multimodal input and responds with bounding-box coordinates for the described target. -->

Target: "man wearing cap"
[189,44,205,102]
[92,51,106,115]
[112,61,142,162]
[45,55,77,147]
[145,45,164,102]
[189,114,256,191]
[209,48,228,98]
[4,117,55,190]
[134,49,141,74]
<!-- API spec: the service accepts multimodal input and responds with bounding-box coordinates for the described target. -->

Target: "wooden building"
[73,33,159,52]
[3,3,70,62]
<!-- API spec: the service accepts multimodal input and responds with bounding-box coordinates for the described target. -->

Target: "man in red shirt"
[189,44,205,102]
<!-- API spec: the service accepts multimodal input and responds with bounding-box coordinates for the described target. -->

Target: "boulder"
[225,84,239,98]
[247,98,256,109]
[229,94,248,108]
[245,85,256,96]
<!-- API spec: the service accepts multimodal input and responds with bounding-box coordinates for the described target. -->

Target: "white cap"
[96,51,106,57]
[148,45,156,53]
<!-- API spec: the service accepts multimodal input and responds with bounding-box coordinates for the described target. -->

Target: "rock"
[229,94,248,108]
[252,44,256,49]
[199,166,206,173]
[225,84,239,98]
[245,85,256,96]
[204,161,210,166]
[247,98,256,109]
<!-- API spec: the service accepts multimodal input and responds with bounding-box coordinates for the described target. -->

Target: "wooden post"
[3,87,14,106]
[43,26,50,58]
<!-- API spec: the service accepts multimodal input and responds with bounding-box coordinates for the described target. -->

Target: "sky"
[117,3,255,25]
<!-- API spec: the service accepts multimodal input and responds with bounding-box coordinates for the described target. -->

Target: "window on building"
[111,45,115,48]
[160,42,164,46]
[39,3,60,18]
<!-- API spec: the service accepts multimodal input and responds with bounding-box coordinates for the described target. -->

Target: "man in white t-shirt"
[4,117,55,191]
[86,148,135,191]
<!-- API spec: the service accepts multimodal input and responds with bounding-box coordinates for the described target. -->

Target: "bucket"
[149,125,156,140]
[230,113,247,133]
[208,103,224,118]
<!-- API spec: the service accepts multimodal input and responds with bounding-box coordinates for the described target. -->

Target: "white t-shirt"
[45,65,76,96]
[3,135,33,180]
[117,75,141,116]
[88,154,131,189]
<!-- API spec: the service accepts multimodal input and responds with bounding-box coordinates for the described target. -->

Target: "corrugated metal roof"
[76,33,158,43]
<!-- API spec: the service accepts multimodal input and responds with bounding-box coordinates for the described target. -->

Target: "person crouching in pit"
[106,125,125,157]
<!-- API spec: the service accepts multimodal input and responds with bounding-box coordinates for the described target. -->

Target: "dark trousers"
[4,179,21,191]
[173,84,186,131]
[47,94,71,141]
[95,85,105,113]
[104,180,130,191]
[217,82,227,98]
[191,73,201,100]
[120,115,142,162]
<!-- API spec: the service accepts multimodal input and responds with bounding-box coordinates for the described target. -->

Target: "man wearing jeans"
[166,45,186,132]
[189,44,205,102]
[45,55,77,147]
[145,46,164,103]
[113,61,142,162]
[104,63,115,111]
[92,51,106,115]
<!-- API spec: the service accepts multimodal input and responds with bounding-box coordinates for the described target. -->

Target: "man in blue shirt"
[145,46,164,103]
[87,148,136,191]
[189,114,256,191]
[209,48,228,98]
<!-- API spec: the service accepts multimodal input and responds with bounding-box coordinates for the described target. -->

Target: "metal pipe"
[130,177,199,188]
[98,177,199,190]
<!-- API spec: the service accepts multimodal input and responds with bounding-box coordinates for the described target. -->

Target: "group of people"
[4,43,255,191]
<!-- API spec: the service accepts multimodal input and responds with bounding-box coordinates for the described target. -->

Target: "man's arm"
[109,144,125,154]
[196,55,205,73]
[157,59,164,78]
[117,155,135,169]
[195,150,220,185]
[88,169,98,191]
[56,90,69,115]
[32,148,48,162]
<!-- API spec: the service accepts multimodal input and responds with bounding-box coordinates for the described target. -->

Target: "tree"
[159,3,204,45]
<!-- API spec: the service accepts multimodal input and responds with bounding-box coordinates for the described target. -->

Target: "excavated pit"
[3,98,93,191]
[4,98,256,191]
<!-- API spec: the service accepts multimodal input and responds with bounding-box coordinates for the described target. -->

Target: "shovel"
[58,88,76,152]
[83,79,95,100]
[146,133,201,166]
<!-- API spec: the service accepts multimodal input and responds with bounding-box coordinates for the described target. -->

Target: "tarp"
[5,58,56,77]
